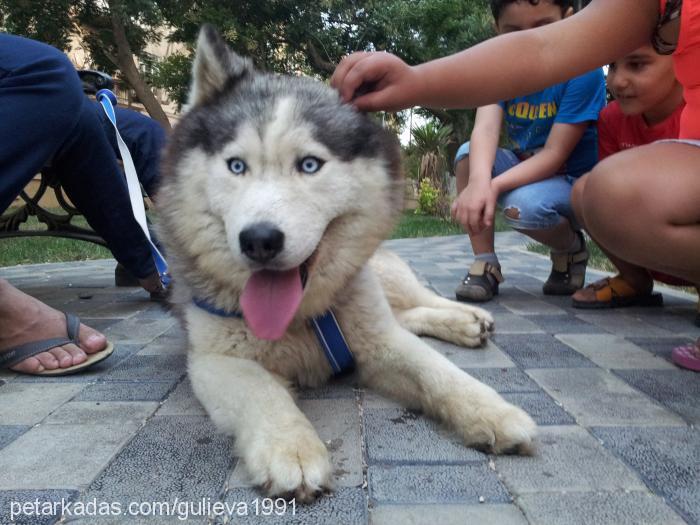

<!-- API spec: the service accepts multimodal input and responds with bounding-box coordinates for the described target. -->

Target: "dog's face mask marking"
[163,25,402,341]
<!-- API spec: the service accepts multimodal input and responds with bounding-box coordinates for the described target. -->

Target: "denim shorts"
[455,141,579,230]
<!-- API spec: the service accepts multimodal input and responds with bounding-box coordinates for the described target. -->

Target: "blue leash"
[193,297,355,375]
[96,89,170,287]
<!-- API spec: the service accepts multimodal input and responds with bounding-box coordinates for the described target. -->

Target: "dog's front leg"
[358,326,537,454]
[189,352,332,502]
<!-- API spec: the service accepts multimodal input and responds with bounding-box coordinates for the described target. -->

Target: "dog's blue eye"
[227,158,247,175]
[297,156,324,174]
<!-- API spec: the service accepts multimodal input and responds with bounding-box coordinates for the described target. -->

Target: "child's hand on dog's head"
[332,51,426,112]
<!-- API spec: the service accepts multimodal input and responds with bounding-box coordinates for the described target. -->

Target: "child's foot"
[455,261,504,303]
[0,279,108,374]
[671,339,700,372]
[542,231,588,296]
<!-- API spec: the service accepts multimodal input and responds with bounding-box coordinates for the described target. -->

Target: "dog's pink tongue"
[240,268,303,341]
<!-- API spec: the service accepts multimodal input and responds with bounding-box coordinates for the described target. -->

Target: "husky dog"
[159,25,536,502]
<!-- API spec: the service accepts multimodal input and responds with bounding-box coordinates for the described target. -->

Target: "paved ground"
[0,232,698,525]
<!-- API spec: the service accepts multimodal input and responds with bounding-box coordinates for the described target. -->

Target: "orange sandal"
[572,275,663,309]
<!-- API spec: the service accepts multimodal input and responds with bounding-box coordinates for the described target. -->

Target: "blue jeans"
[0,34,156,279]
[455,142,580,230]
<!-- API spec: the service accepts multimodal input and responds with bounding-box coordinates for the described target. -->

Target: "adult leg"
[0,35,112,373]
[581,143,700,371]
[571,175,660,307]
[580,143,700,283]
[0,34,158,282]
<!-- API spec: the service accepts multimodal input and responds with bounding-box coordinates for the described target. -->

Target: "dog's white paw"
[244,426,334,503]
[444,391,536,455]
[457,303,495,334]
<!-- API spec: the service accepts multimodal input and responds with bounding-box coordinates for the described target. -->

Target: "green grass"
[526,238,616,273]
[390,210,509,239]
[0,214,111,267]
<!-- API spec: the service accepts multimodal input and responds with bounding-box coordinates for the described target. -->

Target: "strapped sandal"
[572,275,663,309]
[0,313,114,376]
[455,260,504,303]
[671,338,700,372]
[542,231,589,296]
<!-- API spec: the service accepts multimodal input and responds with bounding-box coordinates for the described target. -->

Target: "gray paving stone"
[219,487,366,525]
[0,383,84,425]
[613,369,700,424]
[575,313,674,337]
[137,325,187,356]
[0,489,79,525]
[625,308,700,338]
[627,336,696,362]
[500,296,567,316]
[557,334,676,370]
[44,401,159,426]
[592,426,700,524]
[527,314,602,335]
[502,392,575,426]
[370,503,528,525]
[527,368,686,426]
[156,379,206,416]
[464,367,541,393]
[99,354,187,383]
[493,334,596,369]
[368,464,510,504]
[361,392,404,410]
[496,426,646,494]
[0,425,30,450]
[75,381,176,402]
[84,416,233,505]
[490,313,545,334]
[518,491,686,525]
[300,398,363,488]
[103,317,176,344]
[0,421,144,489]
[425,337,516,368]
[364,408,484,463]
[297,374,359,399]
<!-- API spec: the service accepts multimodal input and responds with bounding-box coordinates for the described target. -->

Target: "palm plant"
[411,121,453,217]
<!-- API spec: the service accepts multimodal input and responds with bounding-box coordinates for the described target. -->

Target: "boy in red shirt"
[571,44,692,310]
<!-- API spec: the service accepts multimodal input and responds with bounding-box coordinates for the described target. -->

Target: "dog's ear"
[188,24,253,107]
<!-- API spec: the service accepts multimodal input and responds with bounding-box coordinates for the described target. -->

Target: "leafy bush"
[415,178,441,216]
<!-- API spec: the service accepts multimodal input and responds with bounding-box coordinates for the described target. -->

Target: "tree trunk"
[108,1,171,130]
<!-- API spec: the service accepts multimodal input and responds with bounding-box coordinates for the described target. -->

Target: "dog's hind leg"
[370,249,494,347]
[188,352,333,502]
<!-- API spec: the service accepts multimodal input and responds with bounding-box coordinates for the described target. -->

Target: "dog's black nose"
[239,222,285,263]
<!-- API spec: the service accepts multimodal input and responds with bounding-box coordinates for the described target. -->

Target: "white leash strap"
[96,89,170,285]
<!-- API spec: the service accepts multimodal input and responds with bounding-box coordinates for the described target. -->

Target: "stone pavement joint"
[1,232,698,524]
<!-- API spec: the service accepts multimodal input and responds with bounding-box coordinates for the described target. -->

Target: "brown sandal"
[572,275,663,309]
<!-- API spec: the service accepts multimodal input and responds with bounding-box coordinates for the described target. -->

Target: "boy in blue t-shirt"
[451,0,606,303]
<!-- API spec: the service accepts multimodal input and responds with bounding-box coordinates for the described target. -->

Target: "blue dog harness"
[192,297,355,375]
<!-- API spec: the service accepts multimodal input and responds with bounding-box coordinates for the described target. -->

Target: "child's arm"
[332,0,657,112]
[492,122,588,194]
[451,104,503,234]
